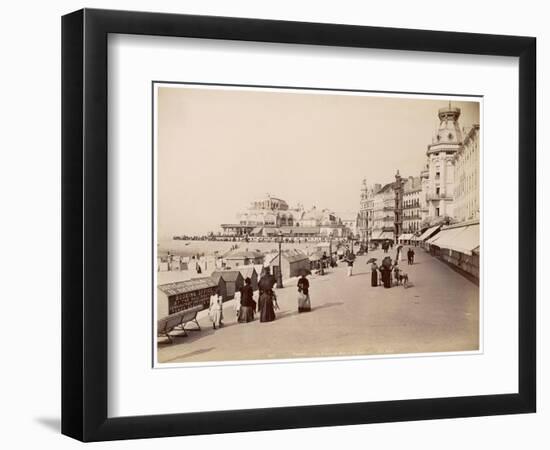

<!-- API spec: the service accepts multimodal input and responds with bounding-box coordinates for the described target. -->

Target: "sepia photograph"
[154,83,481,365]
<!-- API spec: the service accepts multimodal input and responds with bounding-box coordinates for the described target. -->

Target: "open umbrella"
[366,257,377,264]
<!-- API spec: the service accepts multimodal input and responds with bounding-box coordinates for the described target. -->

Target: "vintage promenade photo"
[154,84,481,365]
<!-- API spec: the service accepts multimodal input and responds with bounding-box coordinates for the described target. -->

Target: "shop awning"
[418,225,440,242]
[427,224,480,255]
[427,226,463,245]
[437,224,480,255]
[372,231,393,240]
[398,233,413,241]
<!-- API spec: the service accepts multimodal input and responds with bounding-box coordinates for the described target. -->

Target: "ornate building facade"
[358,179,379,244]
[403,176,422,233]
[420,164,430,224]
[221,194,350,238]
[453,125,480,222]
[424,105,462,221]
[372,182,396,241]
[394,171,404,239]
[358,103,480,243]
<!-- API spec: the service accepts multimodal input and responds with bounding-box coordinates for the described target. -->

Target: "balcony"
[426,193,451,201]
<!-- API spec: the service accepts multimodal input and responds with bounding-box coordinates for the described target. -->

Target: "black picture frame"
[62,8,536,442]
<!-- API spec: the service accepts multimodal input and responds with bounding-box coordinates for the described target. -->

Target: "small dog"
[398,272,409,287]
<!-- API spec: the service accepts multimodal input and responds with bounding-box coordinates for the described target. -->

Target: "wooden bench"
[157,305,203,343]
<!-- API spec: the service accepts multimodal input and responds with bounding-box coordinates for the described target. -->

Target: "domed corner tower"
[430,104,463,149]
[425,102,463,221]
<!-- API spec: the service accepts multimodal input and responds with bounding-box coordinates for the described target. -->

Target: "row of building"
[358,104,480,245]
[357,104,480,280]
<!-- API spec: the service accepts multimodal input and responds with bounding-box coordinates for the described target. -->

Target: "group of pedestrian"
[370,248,413,289]
[381,240,393,253]
[209,267,313,329]
[375,257,396,288]
[394,245,415,265]
[407,247,415,265]
[369,258,397,288]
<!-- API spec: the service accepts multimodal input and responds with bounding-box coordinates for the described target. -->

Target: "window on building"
[436,207,440,217]
[436,187,440,195]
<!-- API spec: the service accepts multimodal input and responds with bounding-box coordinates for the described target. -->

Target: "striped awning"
[418,225,440,242]
[430,224,480,255]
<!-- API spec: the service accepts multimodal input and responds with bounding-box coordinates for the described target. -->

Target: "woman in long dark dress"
[258,268,276,322]
[381,267,392,288]
[380,257,393,288]
[297,275,311,312]
[258,292,276,322]
[238,277,255,323]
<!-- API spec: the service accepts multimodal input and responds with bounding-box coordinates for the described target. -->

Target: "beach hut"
[157,276,222,319]
[180,256,190,270]
[308,251,326,270]
[210,270,245,301]
[237,265,259,291]
[267,250,310,280]
[169,255,182,271]
[223,250,264,268]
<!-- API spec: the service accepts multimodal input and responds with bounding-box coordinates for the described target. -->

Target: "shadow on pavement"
[158,320,243,347]
[162,347,215,363]
[314,301,345,310]
[348,272,371,277]
[276,301,344,320]
[159,302,346,348]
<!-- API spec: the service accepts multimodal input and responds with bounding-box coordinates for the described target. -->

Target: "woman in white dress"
[233,289,241,318]
[209,290,224,329]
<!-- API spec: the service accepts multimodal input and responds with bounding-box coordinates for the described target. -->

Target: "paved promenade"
[157,247,479,364]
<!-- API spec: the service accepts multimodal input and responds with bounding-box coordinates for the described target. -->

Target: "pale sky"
[157,86,480,239]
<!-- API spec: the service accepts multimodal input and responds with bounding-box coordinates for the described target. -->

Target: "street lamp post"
[329,232,333,267]
[277,231,284,289]
[365,213,369,253]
